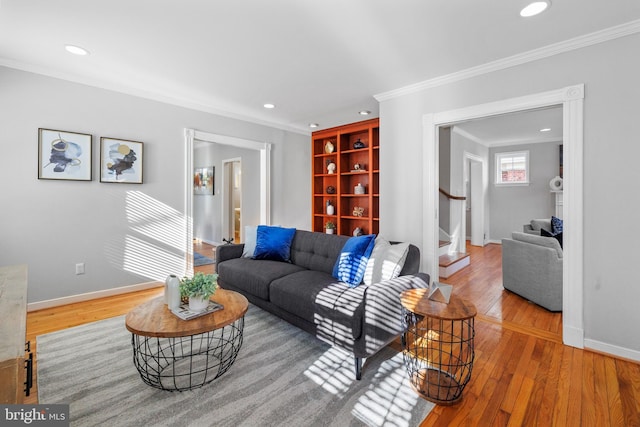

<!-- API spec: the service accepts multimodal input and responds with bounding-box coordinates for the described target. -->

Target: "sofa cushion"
[332,234,376,287]
[253,225,296,262]
[216,257,305,300]
[541,228,563,248]
[289,230,349,274]
[241,225,257,258]
[269,270,364,341]
[363,238,410,285]
[530,219,552,233]
[551,216,563,234]
[512,231,563,258]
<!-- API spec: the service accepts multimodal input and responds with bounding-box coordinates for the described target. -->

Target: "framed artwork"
[100,137,144,183]
[38,128,92,181]
[194,166,214,195]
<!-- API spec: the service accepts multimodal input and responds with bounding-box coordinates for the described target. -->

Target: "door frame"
[222,158,241,243]
[422,84,584,348]
[464,151,485,247]
[184,128,271,275]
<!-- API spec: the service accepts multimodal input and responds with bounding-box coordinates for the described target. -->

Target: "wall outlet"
[75,263,85,275]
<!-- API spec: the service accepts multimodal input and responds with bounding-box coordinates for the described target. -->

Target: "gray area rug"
[37,305,433,427]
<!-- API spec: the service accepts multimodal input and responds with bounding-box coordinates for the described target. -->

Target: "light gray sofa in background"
[523,218,552,235]
[502,231,563,311]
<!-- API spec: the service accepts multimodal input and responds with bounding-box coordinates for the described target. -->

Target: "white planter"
[188,296,210,312]
[325,228,334,234]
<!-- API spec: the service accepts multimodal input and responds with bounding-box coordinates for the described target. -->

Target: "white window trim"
[495,150,530,186]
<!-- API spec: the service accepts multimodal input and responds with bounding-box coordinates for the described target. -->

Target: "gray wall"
[489,142,560,241]
[193,142,260,244]
[0,66,310,303]
[379,33,640,355]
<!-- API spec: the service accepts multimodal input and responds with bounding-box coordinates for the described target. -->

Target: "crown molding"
[375,19,640,102]
[0,58,311,136]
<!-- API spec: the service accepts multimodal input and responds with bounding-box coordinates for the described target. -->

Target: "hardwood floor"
[25,242,639,426]
[419,243,639,427]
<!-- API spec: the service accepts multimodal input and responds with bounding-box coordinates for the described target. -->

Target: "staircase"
[438,237,470,279]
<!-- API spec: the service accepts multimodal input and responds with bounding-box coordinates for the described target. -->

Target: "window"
[495,151,529,185]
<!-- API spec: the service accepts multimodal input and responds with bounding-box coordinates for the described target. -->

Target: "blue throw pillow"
[333,234,376,287]
[551,216,563,234]
[253,225,296,262]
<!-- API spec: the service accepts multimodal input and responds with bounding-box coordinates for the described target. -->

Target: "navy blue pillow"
[253,225,296,262]
[551,216,563,234]
[541,228,563,249]
[332,234,376,287]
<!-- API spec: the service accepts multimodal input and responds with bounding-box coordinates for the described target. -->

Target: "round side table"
[400,288,477,405]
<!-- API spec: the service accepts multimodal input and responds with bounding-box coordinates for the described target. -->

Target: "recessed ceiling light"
[64,44,90,56]
[309,123,319,128]
[263,103,275,109]
[358,110,371,116]
[540,128,551,132]
[520,1,550,17]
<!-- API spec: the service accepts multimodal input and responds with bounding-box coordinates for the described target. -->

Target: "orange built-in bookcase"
[311,118,379,237]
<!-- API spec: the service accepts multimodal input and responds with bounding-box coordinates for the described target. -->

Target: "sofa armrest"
[360,272,430,357]
[216,243,245,264]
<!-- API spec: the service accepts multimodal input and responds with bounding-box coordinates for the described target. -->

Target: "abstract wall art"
[38,128,92,181]
[100,137,144,184]
[194,166,214,195]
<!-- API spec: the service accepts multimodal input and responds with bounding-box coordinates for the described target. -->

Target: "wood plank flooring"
[24,242,640,426]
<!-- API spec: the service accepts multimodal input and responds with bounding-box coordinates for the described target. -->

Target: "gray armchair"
[502,232,563,311]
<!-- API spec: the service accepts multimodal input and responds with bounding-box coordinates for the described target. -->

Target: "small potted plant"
[325,221,335,234]
[179,272,218,312]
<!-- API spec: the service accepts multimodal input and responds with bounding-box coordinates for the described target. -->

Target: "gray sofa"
[216,229,429,379]
[502,231,563,311]
[523,218,552,235]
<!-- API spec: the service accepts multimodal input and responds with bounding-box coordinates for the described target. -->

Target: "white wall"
[193,142,260,244]
[379,33,640,357]
[0,66,310,303]
[489,142,560,241]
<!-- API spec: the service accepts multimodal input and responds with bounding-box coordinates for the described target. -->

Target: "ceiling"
[454,105,563,147]
[1,1,639,134]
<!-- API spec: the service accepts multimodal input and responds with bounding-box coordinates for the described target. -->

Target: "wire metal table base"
[130,316,244,391]
[402,309,475,405]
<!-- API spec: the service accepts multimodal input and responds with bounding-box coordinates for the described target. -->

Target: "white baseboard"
[27,281,163,312]
[487,239,502,245]
[584,338,640,363]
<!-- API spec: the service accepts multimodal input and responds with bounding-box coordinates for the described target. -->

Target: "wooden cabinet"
[0,264,29,404]
[311,118,379,236]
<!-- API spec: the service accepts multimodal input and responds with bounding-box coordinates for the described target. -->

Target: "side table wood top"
[401,288,477,320]
[125,289,249,338]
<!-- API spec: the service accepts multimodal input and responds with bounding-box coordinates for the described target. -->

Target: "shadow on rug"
[37,305,433,426]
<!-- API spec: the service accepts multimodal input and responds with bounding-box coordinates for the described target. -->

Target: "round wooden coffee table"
[125,289,249,391]
[400,288,477,405]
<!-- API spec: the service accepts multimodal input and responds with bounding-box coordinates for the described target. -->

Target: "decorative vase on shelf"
[353,227,363,237]
[326,185,336,194]
[549,176,563,191]
[326,200,335,215]
[354,183,365,194]
[324,140,335,154]
[327,161,336,174]
[353,138,365,149]
[165,275,181,310]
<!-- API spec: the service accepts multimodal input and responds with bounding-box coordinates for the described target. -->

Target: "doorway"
[423,84,585,349]
[184,128,271,276]
[222,159,242,243]
[465,152,485,247]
